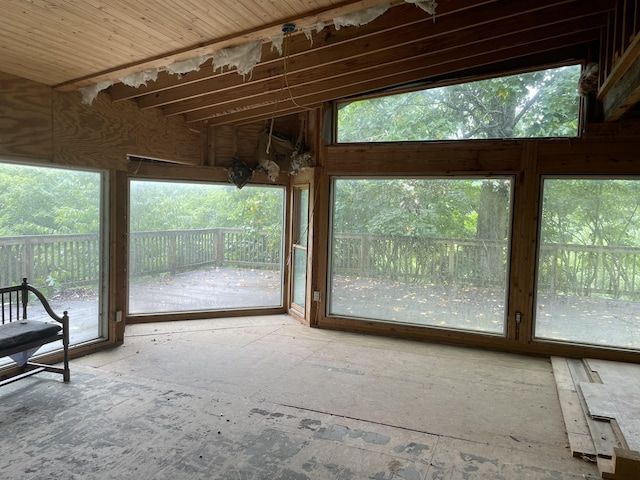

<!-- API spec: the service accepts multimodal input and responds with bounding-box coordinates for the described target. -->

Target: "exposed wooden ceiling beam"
[200,31,599,126]
[171,8,607,123]
[132,0,591,113]
[107,0,500,102]
[36,0,619,127]
[53,0,404,91]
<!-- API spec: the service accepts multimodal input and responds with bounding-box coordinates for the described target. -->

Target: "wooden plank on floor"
[567,358,622,459]
[551,356,597,459]
[600,456,616,478]
[582,359,640,452]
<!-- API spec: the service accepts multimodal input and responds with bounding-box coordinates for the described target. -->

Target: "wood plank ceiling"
[0,0,623,126]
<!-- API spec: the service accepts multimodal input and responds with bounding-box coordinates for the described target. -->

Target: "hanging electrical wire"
[266,23,315,154]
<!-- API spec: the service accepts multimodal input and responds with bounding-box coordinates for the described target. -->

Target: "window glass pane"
[337,65,580,142]
[0,161,104,358]
[297,189,309,247]
[536,179,640,350]
[128,181,284,314]
[329,178,512,334]
[293,247,306,308]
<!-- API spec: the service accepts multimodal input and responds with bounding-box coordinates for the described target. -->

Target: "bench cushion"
[0,321,62,351]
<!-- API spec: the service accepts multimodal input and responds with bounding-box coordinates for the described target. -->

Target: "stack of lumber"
[552,357,640,480]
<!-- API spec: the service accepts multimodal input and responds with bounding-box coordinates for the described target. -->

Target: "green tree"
[338,65,580,142]
[0,164,100,235]
[129,181,284,233]
[540,179,640,297]
[333,178,484,238]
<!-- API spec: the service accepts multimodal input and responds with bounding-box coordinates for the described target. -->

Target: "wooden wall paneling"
[211,118,298,170]
[0,72,53,159]
[52,91,201,169]
[310,105,330,328]
[507,141,539,344]
[537,140,640,174]
[112,169,128,343]
[199,121,209,167]
[206,121,215,166]
[326,141,523,175]
[235,123,264,165]
[581,119,640,141]
[213,125,236,167]
[0,71,202,169]
[283,171,293,315]
[301,169,317,325]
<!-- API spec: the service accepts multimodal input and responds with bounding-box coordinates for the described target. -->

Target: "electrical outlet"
[115,311,123,323]
[313,291,321,302]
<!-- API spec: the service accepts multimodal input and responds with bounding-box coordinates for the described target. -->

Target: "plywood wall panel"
[236,123,264,164]
[212,125,235,168]
[0,71,52,159]
[2,72,202,169]
[53,91,201,169]
[211,117,301,169]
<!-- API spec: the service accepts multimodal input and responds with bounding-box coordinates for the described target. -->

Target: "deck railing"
[2,230,640,300]
[0,234,100,289]
[128,228,281,277]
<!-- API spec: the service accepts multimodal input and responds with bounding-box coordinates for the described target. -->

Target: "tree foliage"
[0,165,284,237]
[333,178,509,240]
[338,65,580,142]
[541,179,640,247]
[129,181,284,234]
[0,164,100,235]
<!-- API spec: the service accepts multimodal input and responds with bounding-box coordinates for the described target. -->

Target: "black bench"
[0,278,70,386]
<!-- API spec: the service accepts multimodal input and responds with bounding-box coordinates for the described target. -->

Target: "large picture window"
[337,65,580,142]
[329,177,513,334]
[128,180,285,314]
[535,178,640,350]
[0,161,106,357]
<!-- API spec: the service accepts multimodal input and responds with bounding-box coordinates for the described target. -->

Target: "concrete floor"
[0,315,600,479]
